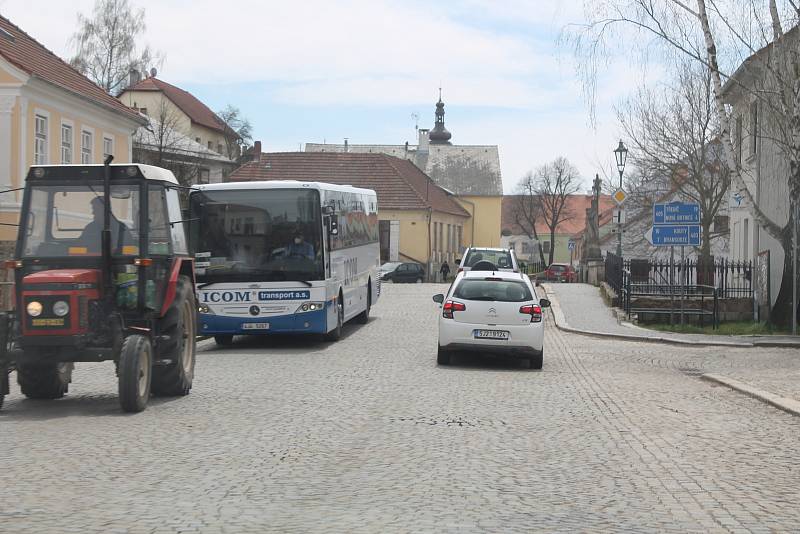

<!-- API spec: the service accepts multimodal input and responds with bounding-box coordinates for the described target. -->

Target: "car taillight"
[442,300,466,319]
[520,304,543,323]
[457,267,463,273]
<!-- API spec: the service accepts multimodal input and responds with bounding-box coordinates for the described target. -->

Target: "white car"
[457,247,520,274]
[432,270,550,369]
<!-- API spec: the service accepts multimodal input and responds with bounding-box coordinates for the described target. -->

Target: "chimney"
[253,141,261,162]
[128,68,141,88]
[344,138,349,152]
[418,128,430,153]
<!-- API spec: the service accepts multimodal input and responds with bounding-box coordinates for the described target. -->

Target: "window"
[543,241,551,254]
[522,242,532,254]
[735,115,743,166]
[714,215,729,233]
[457,226,462,252]
[433,222,438,252]
[198,169,210,184]
[103,136,114,159]
[749,101,758,157]
[217,143,224,154]
[742,218,749,260]
[61,124,72,163]
[446,224,451,253]
[34,114,48,164]
[453,279,532,303]
[438,223,444,252]
[208,141,213,150]
[195,137,201,144]
[81,130,93,163]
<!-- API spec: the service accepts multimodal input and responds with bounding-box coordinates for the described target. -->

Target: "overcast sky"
[0,0,658,193]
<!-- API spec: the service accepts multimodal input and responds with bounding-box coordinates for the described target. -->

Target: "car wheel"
[416,277,423,284]
[529,351,543,370]
[437,346,450,365]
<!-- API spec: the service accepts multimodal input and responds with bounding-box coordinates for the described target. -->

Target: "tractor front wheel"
[152,275,196,397]
[17,362,73,399]
[118,334,152,413]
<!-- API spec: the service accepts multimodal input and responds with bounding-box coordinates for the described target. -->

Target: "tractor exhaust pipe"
[102,155,113,300]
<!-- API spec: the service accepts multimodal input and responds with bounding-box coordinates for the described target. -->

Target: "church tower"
[428,89,452,145]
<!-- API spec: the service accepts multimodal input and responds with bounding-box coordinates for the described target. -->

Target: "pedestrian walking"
[439,260,451,282]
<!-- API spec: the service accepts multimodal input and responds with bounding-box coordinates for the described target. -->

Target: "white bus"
[189,181,380,344]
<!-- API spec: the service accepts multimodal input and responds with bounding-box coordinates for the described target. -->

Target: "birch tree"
[70,0,161,96]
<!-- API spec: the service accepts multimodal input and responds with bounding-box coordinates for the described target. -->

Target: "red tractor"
[0,158,197,412]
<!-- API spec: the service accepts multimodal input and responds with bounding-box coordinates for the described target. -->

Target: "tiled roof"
[228,152,471,217]
[0,15,143,123]
[306,142,504,196]
[120,76,226,133]
[502,194,615,235]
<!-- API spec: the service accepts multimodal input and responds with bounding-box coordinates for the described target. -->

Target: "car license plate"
[242,323,270,330]
[474,329,509,340]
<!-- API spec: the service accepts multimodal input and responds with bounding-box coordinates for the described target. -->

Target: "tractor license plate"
[32,318,64,327]
[474,329,509,340]
[242,323,270,330]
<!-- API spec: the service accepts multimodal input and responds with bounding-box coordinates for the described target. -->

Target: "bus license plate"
[242,323,270,330]
[474,329,509,340]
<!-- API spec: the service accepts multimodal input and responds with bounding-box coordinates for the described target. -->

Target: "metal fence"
[605,254,752,298]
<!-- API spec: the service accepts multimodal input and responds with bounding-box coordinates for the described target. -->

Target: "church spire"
[429,88,452,145]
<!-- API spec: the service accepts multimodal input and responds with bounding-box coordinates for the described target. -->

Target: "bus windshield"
[190,189,325,283]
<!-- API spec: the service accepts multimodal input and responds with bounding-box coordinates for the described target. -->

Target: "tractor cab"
[0,161,197,413]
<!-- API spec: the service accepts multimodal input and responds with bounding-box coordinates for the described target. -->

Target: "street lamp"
[613,140,628,257]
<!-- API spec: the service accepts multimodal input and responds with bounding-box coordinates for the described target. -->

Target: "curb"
[539,284,800,348]
[701,374,800,417]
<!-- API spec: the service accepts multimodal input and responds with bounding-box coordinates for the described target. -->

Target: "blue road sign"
[568,241,575,251]
[647,224,701,247]
[653,202,700,225]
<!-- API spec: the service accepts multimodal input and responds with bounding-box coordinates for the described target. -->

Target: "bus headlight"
[296,302,325,314]
[27,301,43,317]
[53,300,70,317]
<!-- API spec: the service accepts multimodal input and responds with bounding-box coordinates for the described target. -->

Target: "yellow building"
[118,75,233,158]
[0,15,146,240]
[227,151,470,273]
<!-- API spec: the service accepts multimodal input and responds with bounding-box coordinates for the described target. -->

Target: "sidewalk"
[541,282,800,416]
[541,283,800,348]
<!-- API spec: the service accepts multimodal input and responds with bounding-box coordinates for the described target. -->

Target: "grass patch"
[645,321,791,336]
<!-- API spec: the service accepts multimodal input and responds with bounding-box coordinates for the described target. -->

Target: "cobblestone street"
[2,283,800,533]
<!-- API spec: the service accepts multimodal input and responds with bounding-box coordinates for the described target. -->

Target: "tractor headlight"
[53,300,70,317]
[26,301,43,317]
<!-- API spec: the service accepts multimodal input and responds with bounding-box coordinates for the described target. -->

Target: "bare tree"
[567,0,799,324]
[133,99,198,187]
[534,157,582,266]
[216,105,253,160]
[512,172,547,266]
[70,0,161,95]
[617,62,731,264]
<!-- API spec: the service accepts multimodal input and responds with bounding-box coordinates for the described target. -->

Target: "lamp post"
[613,140,628,257]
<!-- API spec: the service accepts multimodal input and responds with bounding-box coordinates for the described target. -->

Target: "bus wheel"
[355,283,371,324]
[325,296,344,341]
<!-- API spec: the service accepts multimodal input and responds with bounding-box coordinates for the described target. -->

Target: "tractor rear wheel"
[118,334,152,413]
[18,362,73,399]
[152,276,196,397]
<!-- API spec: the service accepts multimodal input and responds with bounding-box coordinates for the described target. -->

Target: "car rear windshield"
[550,265,567,272]
[463,249,513,269]
[453,279,532,302]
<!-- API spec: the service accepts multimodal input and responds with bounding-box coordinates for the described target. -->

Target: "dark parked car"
[544,263,577,283]
[382,262,425,283]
